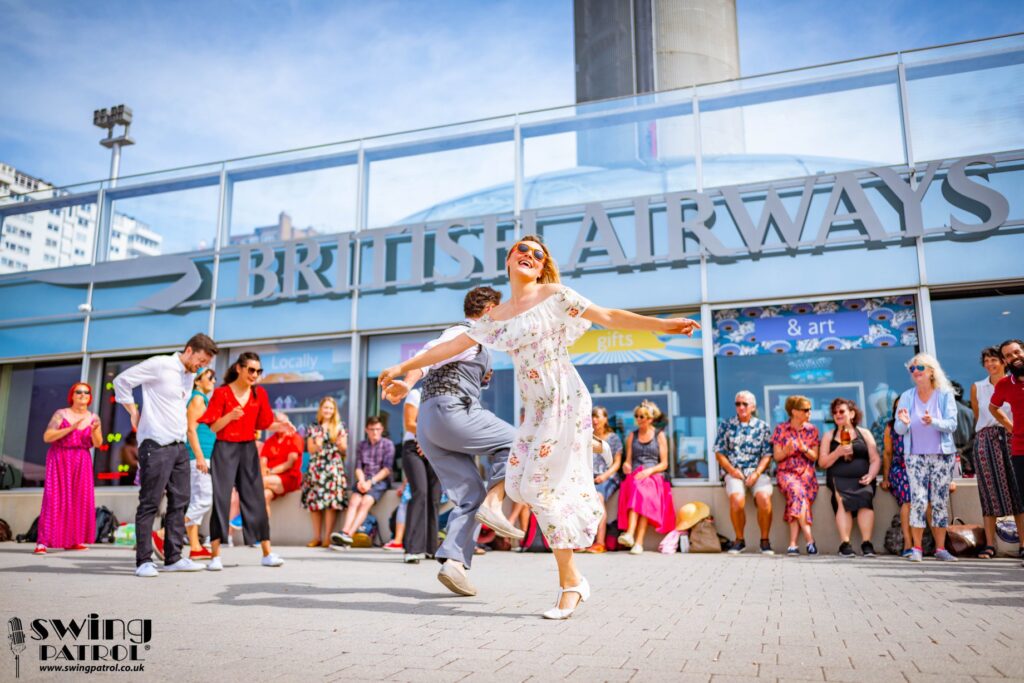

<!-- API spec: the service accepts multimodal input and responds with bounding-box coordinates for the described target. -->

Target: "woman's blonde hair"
[784,395,811,417]
[906,352,953,393]
[507,233,560,284]
[634,399,663,421]
[316,397,341,441]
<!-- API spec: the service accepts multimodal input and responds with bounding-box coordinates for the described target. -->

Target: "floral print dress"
[301,423,348,511]
[467,285,604,549]
[771,421,820,524]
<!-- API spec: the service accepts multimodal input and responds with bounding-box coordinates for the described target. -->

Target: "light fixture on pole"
[93,104,134,188]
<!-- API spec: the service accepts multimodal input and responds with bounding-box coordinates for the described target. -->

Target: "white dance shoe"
[475,506,525,540]
[542,577,590,620]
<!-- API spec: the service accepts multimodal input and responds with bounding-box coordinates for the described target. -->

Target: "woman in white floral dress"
[380,235,699,619]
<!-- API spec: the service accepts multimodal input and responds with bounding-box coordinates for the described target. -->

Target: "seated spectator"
[772,395,820,556]
[882,397,913,556]
[617,400,674,555]
[333,416,395,547]
[714,390,774,555]
[819,398,881,557]
[260,412,304,517]
[586,406,622,553]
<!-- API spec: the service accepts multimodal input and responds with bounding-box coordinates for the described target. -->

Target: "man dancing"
[114,333,219,577]
[384,286,522,597]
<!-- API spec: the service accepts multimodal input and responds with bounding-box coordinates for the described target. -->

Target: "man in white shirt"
[114,333,218,577]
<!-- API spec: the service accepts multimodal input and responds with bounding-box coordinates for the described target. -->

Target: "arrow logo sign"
[32,255,203,312]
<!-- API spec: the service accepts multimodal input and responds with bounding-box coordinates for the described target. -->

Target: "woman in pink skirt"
[34,382,102,554]
[617,400,675,555]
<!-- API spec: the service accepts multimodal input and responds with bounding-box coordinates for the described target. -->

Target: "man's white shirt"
[113,353,194,446]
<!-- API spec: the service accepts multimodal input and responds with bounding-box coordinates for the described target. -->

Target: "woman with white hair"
[894,353,959,562]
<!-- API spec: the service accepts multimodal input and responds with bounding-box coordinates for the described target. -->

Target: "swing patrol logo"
[7,613,151,676]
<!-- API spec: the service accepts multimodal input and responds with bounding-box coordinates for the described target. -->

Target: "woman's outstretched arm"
[582,304,700,336]
[379,333,475,389]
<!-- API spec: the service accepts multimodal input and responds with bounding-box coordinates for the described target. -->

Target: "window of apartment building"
[47,223,59,232]
[45,238,57,248]
[73,248,85,257]
[43,255,56,264]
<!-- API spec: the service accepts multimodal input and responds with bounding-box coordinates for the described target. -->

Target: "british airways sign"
[26,154,1014,311]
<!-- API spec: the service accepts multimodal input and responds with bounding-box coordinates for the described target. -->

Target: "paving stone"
[4,546,1023,683]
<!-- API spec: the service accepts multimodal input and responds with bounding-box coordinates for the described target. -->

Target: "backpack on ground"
[0,518,12,542]
[521,514,551,553]
[883,512,935,555]
[15,516,39,543]
[95,506,119,544]
[353,514,381,548]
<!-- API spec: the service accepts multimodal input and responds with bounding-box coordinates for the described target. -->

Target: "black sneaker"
[759,539,774,555]
[861,541,876,557]
[838,541,855,558]
[786,546,799,556]
[727,540,746,554]
[807,542,818,556]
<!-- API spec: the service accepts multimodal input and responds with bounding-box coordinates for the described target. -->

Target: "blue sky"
[1,0,1021,188]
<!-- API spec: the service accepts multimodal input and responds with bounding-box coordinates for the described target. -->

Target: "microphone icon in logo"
[7,617,25,679]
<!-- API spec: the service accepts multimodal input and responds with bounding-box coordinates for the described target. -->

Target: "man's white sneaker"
[135,562,158,578]
[163,558,205,572]
[261,553,284,567]
[207,556,223,571]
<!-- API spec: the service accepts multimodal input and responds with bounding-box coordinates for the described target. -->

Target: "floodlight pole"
[94,104,135,189]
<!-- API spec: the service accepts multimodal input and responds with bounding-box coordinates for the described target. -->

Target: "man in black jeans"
[114,333,218,577]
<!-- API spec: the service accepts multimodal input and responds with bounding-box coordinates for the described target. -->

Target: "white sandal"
[542,577,590,620]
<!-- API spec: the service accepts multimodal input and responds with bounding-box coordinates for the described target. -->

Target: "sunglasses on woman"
[245,367,264,376]
[73,389,91,396]
[513,242,545,262]
[907,364,927,373]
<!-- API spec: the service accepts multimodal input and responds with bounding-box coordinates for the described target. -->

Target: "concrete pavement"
[3,543,1023,682]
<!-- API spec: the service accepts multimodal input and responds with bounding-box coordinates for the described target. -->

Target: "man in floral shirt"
[715,390,775,554]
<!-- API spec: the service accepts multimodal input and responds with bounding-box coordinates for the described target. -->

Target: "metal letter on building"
[815,171,888,246]
[238,244,278,301]
[568,202,628,270]
[943,155,1011,234]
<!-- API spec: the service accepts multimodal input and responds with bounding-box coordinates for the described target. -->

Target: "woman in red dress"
[772,395,820,556]
[260,412,304,517]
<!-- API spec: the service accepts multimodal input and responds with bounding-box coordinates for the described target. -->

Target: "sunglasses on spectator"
[245,367,264,376]
[513,242,545,262]
[795,407,811,413]
[735,401,749,407]
[907,364,927,373]
[634,414,652,419]
[74,389,91,395]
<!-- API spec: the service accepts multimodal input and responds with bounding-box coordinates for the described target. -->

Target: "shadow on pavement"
[203,581,533,618]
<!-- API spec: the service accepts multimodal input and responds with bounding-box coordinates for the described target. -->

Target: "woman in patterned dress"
[34,382,102,554]
[379,235,699,619]
[772,395,820,556]
[882,397,913,555]
[302,397,348,548]
[970,346,1023,559]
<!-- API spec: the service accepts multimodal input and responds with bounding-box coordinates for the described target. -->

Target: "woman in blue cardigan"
[894,353,959,562]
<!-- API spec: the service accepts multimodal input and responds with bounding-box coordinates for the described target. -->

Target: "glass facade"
[931,289,1024,390]
[1,362,83,487]
[1,35,1022,491]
